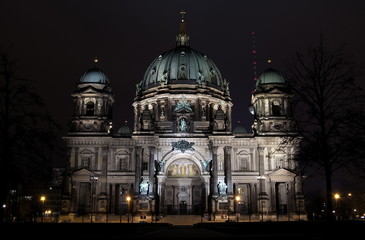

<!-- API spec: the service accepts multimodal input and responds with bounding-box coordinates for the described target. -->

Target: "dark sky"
[1,1,365,194]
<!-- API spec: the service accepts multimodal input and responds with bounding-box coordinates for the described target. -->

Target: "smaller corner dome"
[233,125,248,134]
[80,67,110,85]
[117,125,132,136]
[256,68,285,87]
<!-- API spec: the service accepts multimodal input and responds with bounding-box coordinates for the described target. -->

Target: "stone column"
[148,146,156,198]
[211,146,219,196]
[74,147,79,169]
[135,146,142,195]
[226,105,232,132]
[101,147,109,194]
[295,175,305,213]
[133,104,141,132]
[224,146,233,195]
[295,175,304,195]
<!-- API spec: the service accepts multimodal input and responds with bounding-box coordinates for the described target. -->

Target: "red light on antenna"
[252,32,255,35]
[252,50,256,54]
[254,77,258,81]
[253,61,257,65]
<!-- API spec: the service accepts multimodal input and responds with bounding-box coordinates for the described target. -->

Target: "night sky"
[1,1,365,195]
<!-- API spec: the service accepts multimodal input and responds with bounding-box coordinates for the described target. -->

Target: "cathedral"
[61,15,305,222]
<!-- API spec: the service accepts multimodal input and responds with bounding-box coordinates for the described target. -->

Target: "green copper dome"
[139,45,224,91]
[80,67,110,85]
[137,14,226,93]
[233,125,248,134]
[256,68,285,86]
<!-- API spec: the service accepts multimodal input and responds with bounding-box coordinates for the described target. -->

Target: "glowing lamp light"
[334,193,340,199]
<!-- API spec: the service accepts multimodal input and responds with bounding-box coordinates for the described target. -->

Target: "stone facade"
[61,17,305,222]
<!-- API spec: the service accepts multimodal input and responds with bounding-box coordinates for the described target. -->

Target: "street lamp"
[334,193,340,200]
[90,175,98,223]
[40,196,46,223]
[235,196,241,222]
[257,176,266,222]
[126,196,131,223]
[334,193,341,220]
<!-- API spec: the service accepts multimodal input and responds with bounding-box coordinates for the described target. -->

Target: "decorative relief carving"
[172,140,195,153]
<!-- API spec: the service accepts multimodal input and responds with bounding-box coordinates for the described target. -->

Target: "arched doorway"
[164,158,204,215]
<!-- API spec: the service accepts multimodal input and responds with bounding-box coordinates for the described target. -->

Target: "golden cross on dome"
[180,10,186,21]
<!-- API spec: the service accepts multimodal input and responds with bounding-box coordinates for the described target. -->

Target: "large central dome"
[140,45,224,91]
[136,15,227,95]
[132,13,232,135]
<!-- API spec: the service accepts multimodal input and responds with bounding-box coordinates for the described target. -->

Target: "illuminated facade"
[61,16,305,222]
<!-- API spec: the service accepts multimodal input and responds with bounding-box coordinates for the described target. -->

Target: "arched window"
[116,151,129,171]
[80,150,93,169]
[237,150,250,171]
[271,100,282,116]
[218,161,224,171]
[142,162,149,171]
[275,155,284,169]
[86,101,95,116]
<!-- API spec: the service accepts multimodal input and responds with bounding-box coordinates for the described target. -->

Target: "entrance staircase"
[158,215,207,225]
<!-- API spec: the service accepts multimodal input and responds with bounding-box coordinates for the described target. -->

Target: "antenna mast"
[251,32,257,82]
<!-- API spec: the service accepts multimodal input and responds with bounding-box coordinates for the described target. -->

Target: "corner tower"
[68,60,114,135]
[251,68,297,135]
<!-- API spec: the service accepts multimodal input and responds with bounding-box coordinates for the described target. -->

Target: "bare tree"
[286,35,365,221]
[0,47,63,221]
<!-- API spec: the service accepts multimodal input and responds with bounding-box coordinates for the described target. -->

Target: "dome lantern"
[176,10,189,46]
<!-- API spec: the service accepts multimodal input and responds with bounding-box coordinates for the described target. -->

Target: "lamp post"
[257,176,266,222]
[90,175,98,223]
[334,193,340,220]
[235,196,241,222]
[40,196,46,223]
[126,196,131,223]
[2,204,6,223]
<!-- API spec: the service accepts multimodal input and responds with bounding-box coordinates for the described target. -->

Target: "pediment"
[73,168,95,176]
[77,85,109,94]
[267,87,285,94]
[268,168,296,180]
[81,86,100,94]
[174,107,193,114]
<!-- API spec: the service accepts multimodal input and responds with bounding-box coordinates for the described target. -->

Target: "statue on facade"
[139,181,149,195]
[200,160,208,171]
[218,182,228,195]
[161,71,168,84]
[197,71,205,84]
[179,118,187,132]
[174,95,192,112]
[140,105,154,131]
[213,105,227,131]
[156,160,164,172]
